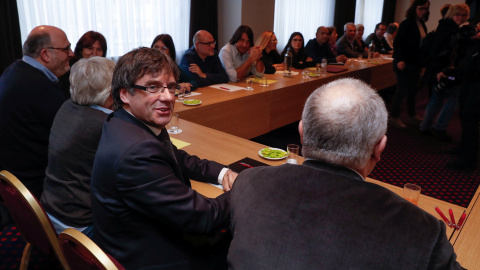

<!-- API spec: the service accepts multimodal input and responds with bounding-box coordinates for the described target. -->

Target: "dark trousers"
[458,81,480,163]
[391,62,421,118]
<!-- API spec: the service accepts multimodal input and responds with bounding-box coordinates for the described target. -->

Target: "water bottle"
[283,48,292,77]
[368,41,375,62]
[320,58,327,76]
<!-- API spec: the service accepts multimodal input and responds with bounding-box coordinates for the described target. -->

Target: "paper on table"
[171,138,190,149]
[251,77,278,84]
[184,91,202,97]
[275,71,299,75]
[209,84,245,92]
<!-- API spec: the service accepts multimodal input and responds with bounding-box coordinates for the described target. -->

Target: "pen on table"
[239,162,253,168]
[220,87,230,90]
[456,210,466,230]
[449,209,456,228]
[435,207,451,227]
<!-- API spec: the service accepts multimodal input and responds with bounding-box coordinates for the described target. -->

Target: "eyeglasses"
[417,7,429,11]
[270,39,278,42]
[198,41,216,46]
[132,84,180,94]
[47,43,71,54]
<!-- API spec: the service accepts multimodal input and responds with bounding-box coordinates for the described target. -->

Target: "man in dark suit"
[0,25,73,227]
[228,78,462,269]
[365,22,393,54]
[337,22,380,59]
[305,26,347,64]
[90,47,237,270]
[180,30,228,87]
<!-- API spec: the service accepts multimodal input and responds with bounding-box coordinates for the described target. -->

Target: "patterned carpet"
[252,86,480,208]
[0,85,479,269]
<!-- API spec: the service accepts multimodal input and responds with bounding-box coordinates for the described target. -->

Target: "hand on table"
[222,169,238,191]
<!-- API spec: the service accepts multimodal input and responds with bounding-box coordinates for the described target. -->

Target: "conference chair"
[58,228,125,270]
[0,170,70,270]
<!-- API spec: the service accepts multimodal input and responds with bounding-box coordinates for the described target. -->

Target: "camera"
[436,67,457,94]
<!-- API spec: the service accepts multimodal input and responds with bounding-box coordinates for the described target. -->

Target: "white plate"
[258,147,287,160]
[182,99,202,106]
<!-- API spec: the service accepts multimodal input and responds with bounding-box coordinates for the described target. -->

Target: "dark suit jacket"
[393,18,427,67]
[0,60,65,198]
[180,47,229,87]
[337,35,368,58]
[305,39,337,63]
[228,160,462,270]
[91,109,230,270]
[365,33,392,54]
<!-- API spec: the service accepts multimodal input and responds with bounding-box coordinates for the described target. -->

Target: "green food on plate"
[183,99,201,105]
[260,148,286,158]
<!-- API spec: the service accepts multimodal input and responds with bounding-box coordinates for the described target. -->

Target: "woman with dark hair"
[327,27,338,55]
[390,0,430,129]
[281,32,314,69]
[58,31,108,97]
[71,31,107,64]
[255,31,283,74]
[151,34,197,92]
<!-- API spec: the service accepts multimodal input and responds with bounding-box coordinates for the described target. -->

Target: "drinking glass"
[260,76,269,87]
[286,144,300,164]
[403,183,421,205]
[177,87,185,102]
[245,76,254,90]
[167,113,182,134]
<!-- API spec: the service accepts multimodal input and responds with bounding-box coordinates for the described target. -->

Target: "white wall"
[218,0,242,47]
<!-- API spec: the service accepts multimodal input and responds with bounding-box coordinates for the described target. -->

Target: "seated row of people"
[0,24,464,270]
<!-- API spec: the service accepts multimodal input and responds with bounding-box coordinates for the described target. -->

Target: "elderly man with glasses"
[180,30,228,87]
[0,25,73,203]
[90,47,237,270]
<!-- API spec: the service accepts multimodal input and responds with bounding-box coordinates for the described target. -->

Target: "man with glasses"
[0,25,73,203]
[365,22,393,54]
[180,30,228,87]
[90,47,237,270]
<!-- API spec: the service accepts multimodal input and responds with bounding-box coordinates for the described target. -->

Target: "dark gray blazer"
[91,109,230,270]
[228,160,462,270]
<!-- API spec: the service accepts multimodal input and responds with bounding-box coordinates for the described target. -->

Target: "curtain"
[354,0,385,36]
[274,0,336,54]
[16,0,190,63]
[381,0,396,25]
[334,0,356,37]
[1,0,22,74]
[189,0,218,50]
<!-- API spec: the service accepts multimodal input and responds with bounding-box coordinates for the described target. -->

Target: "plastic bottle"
[320,58,327,76]
[368,41,375,62]
[283,48,292,77]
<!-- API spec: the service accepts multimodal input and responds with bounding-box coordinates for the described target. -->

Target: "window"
[16,0,190,63]
[354,0,384,39]
[274,0,335,53]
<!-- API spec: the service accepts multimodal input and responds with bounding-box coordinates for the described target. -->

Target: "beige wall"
[395,0,465,32]
[217,0,275,48]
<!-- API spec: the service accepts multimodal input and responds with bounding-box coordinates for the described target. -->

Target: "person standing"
[391,0,430,128]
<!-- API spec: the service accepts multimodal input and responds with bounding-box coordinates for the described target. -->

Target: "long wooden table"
[175,59,396,139]
[168,119,466,240]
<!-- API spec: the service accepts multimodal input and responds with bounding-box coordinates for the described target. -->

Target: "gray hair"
[69,57,115,106]
[344,22,355,32]
[356,24,365,31]
[301,78,388,170]
[23,31,51,58]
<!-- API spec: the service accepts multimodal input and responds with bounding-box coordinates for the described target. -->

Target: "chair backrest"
[58,228,124,270]
[0,170,69,268]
